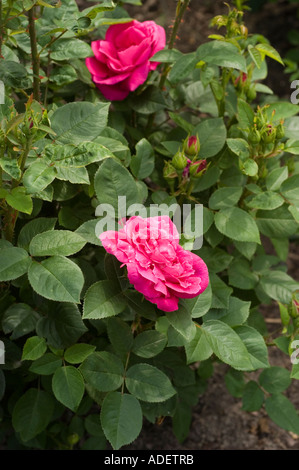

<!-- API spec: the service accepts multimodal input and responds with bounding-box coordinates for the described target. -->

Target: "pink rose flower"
[85,20,166,101]
[99,216,209,312]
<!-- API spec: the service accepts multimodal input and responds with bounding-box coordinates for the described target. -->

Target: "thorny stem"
[28,6,40,101]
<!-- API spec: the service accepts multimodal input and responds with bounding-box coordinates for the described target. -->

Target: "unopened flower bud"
[183,135,200,158]
[189,159,207,178]
[163,161,177,181]
[240,25,248,38]
[247,85,256,101]
[276,122,285,140]
[248,128,261,144]
[262,125,276,143]
[172,151,188,171]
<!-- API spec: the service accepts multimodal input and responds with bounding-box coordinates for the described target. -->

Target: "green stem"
[159,0,190,90]
[28,6,40,101]
[121,351,131,394]
[4,138,32,242]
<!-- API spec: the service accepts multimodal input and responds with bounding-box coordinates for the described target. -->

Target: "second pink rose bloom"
[86,20,166,101]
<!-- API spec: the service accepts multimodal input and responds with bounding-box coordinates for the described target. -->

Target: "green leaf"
[75,219,102,246]
[172,402,192,444]
[184,327,213,364]
[228,259,259,290]
[6,187,33,214]
[166,306,197,342]
[107,317,134,357]
[28,256,84,303]
[193,117,227,158]
[64,344,96,364]
[130,138,155,179]
[50,38,92,61]
[226,138,250,160]
[83,280,126,320]
[281,175,299,205]
[215,207,261,244]
[50,101,109,144]
[132,331,167,358]
[55,166,90,184]
[237,98,255,128]
[183,282,212,318]
[18,217,57,250]
[242,381,264,411]
[259,366,291,393]
[248,45,263,69]
[0,247,31,281]
[128,86,166,115]
[241,159,259,177]
[168,52,197,84]
[205,297,251,327]
[209,187,243,210]
[29,353,62,375]
[2,303,40,339]
[289,205,299,223]
[100,392,142,450]
[265,394,299,434]
[36,303,87,350]
[265,102,299,121]
[201,320,252,370]
[80,352,124,392]
[125,363,176,403]
[235,325,270,369]
[0,157,21,180]
[210,273,233,309]
[46,141,113,168]
[0,370,5,401]
[255,43,284,65]
[23,161,56,194]
[52,366,85,412]
[22,336,47,361]
[0,60,28,88]
[12,388,54,442]
[256,205,298,238]
[259,271,299,304]
[246,191,284,210]
[225,369,245,398]
[150,48,182,63]
[197,41,247,72]
[266,167,289,191]
[29,230,86,257]
[94,158,139,217]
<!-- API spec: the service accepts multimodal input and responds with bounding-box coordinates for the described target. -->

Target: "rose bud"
[189,159,207,178]
[183,135,200,158]
[163,161,177,181]
[276,121,285,140]
[172,151,188,171]
[262,125,276,144]
[248,128,261,144]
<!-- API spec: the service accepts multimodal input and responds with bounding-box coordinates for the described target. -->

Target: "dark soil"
[77,0,299,450]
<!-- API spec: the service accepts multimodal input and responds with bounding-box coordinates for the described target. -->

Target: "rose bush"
[0,0,299,452]
[86,20,166,100]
